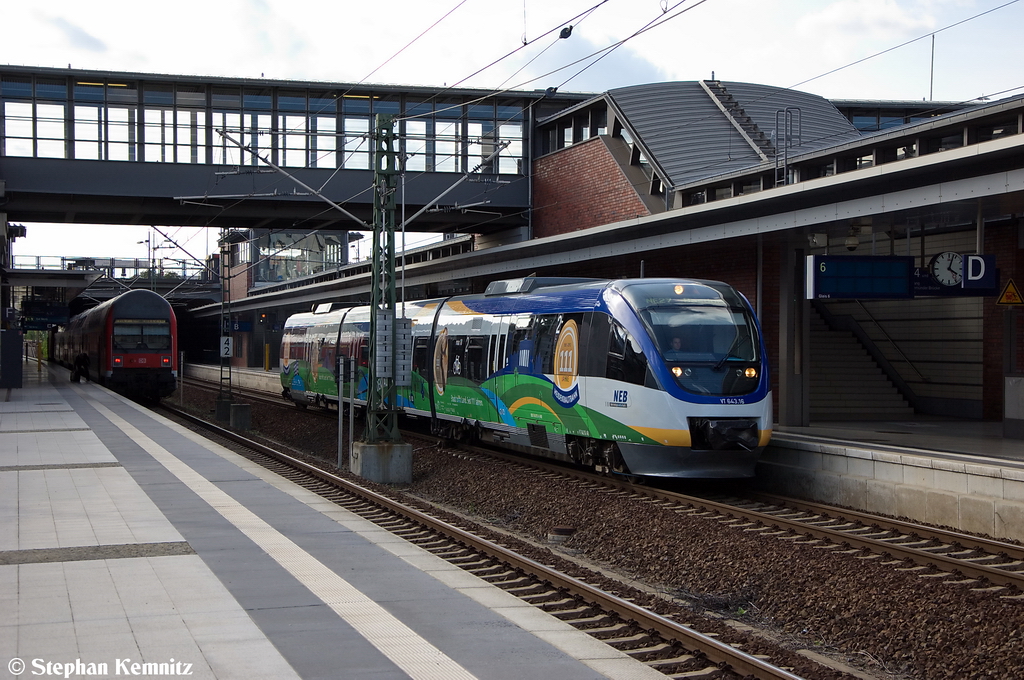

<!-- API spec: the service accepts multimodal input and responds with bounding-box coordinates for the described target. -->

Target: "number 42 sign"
[220,336,234,358]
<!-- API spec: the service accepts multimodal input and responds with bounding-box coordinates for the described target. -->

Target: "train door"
[430,301,500,427]
[487,315,513,422]
[507,313,563,448]
[339,308,370,403]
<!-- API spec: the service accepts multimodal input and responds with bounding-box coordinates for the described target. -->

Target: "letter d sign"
[963,254,997,290]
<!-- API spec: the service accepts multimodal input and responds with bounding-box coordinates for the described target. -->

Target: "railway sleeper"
[641,652,697,667]
[491,575,534,589]
[960,554,1009,564]
[887,539,937,548]
[606,633,655,649]
[538,597,580,611]
[664,665,724,679]
[547,605,598,620]
[446,555,491,567]
[581,622,634,639]
[566,613,616,628]
[393,528,431,538]
[626,642,677,658]
[505,584,552,597]
[465,565,509,577]
[521,591,564,605]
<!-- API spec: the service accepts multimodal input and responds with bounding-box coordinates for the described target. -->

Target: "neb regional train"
[281,277,772,478]
[54,289,178,400]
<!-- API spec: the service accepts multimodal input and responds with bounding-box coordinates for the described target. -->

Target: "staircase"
[809,310,914,421]
[701,80,776,158]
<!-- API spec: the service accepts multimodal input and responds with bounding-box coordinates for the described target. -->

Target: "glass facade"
[0,72,527,175]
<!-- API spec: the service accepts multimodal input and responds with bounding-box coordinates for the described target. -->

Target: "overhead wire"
[180,0,1024,265]
[596,0,1024,194]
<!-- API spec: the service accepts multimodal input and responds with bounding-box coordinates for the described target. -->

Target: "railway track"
[157,401,811,680]
[448,443,1024,597]
[181,371,1024,597]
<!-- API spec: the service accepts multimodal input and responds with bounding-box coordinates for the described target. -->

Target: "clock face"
[929,251,963,287]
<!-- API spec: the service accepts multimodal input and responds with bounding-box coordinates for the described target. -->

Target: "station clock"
[929,251,963,287]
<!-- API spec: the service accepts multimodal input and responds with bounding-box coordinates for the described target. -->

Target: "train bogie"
[281,278,772,478]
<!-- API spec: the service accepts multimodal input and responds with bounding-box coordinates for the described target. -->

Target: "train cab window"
[113,321,170,351]
[620,281,760,397]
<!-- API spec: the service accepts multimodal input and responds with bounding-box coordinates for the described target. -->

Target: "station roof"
[606,81,862,190]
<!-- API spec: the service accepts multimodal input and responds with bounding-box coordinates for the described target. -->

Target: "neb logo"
[612,389,628,404]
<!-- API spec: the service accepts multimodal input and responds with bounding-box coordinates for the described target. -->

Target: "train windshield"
[621,282,760,396]
[113,320,171,351]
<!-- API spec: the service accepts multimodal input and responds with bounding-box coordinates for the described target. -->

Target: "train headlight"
[744,367,757,379]
[113,356,123,366]
[672,366,683,378]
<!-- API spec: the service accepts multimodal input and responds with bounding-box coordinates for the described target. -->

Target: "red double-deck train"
[54,289,178,400]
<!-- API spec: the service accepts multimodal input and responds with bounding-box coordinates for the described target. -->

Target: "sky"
[4,0,1023,265]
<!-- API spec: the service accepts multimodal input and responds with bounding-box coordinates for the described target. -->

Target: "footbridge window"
[1,71,528,176]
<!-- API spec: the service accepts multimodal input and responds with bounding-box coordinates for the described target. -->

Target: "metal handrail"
[855,300,929,382]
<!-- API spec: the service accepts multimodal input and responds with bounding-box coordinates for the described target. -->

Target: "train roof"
[285,277,745,326]
[70,289,174,322]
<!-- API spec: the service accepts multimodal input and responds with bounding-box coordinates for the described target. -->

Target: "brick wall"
[984,221,1020,419]
[532,137,651,238]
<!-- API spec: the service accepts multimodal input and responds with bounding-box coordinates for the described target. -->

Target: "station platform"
[1,359,666,680]
[763,419,1024,543]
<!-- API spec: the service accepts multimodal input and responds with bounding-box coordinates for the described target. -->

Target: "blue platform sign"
[806,255,915,299]
[809,254,999,299]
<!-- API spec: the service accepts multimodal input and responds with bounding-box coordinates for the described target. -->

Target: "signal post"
[350,114,413,484]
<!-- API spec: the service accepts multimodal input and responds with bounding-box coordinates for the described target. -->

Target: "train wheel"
[598,442,640,481]
[567,436,597,468]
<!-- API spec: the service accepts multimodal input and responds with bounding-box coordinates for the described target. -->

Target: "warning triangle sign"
[997,279,1024,305]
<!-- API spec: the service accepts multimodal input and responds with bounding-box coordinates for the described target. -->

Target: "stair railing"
[854,300,929,383]
[811,300,920,410]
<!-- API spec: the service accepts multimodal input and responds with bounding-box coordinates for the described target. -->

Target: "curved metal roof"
[608,81,859,189]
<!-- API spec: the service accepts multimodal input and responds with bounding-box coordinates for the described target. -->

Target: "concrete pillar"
[350,441,413,484]
[230,403,251,430]
[215,398,232,422]
[778,239,810,426]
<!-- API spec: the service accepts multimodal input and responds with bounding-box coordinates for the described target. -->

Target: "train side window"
[466,335,488,383]
[509,314,560,375]
[533,315,560,374]
[582,312,609,377]
[412,336,429,376]
[607,321,648,386]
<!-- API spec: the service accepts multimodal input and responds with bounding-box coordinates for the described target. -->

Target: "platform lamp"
[136,232,152,289]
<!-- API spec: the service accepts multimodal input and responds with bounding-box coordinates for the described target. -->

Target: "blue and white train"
[281,277,772,478]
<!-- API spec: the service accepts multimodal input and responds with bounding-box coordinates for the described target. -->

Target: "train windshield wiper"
[713,333,742,372]
[713,352,739,372]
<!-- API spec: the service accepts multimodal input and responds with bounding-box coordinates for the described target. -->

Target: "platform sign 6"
[220,336,233,358]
